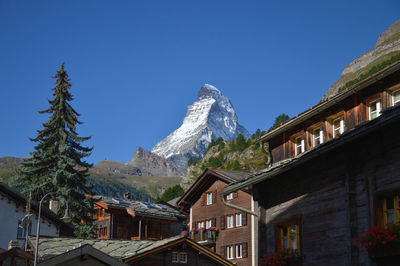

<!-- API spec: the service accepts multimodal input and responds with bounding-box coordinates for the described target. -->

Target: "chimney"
[49,199,59,214]
[8,240,19,250]
[124,192,131,200]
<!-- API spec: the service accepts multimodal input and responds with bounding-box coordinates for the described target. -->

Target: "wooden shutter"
[220,215,225,230]
[242,212,247,226]
[213,217,217,227]
[233,191,238,198]
[221,246,226,258]
[213,190,217,204]
[243,242,248,258]
[192,222,195,229]
[201,194,205,206]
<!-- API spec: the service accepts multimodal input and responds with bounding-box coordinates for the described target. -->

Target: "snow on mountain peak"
[151,84,249,169]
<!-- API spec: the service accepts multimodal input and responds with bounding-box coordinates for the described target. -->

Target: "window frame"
[275,218,301,253]
[294,135,305,155]
[236,213,242,227]
[206,192,213,205]
[226,192,234,200]
[227,215,234,229]
[172,252,187,264]
[381,193,400,225]
[332,116,344,138]
[226,245,234,260]
[368,99,381,120]
[206,219,212,229]
[235,244,243,259]
[313,127,324,147]
[392,89,400,106]
[197,221,204,229]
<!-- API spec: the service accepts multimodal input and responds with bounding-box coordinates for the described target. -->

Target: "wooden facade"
[92,195,186,241]
[178,169,254,266]
[228,61,400,265]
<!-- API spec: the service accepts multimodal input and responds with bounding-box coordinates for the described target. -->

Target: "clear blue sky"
[0,0,399,164]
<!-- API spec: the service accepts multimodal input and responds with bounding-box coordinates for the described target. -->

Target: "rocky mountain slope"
[322,19,400,100]
[128,147,185,177]
[182,136,266,188]
[152,84,250,169]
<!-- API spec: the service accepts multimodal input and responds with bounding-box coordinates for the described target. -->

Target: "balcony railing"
[185,229,217,245]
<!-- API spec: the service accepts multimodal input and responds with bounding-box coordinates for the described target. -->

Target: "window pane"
[290,225,297,250]
[386,197,395,223]
[172,252,178,263]
[180,253,187,263]
[394,90,400,104]
[282,227,288,249]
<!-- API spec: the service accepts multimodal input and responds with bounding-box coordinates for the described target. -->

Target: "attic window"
[332,116,344,138]
[368,99,381,120]
[393,89,400,105]
[294,136,305,155]
[313,127,324,147]
[226,193,233,200]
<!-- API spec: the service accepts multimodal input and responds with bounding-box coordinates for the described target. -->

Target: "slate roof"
[29,235,183,260]
[94,195,186,221]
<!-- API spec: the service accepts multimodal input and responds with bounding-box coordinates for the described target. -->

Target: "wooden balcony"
[190,229,217,245]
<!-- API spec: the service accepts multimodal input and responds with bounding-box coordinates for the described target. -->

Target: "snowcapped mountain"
[151,84,249,168]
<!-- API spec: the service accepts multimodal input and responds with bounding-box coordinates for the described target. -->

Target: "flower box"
[368,241,400,266]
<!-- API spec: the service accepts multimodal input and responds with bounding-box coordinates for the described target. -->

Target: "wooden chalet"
[92,194,186,241]
[177,168,256,266]
[224,61,400,265]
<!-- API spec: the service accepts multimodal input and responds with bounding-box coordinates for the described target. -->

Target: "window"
[236,213,242,227]
[206,219,212,229]
[197,221,204,229]
[172,252,187,263]
[227,215,234,229]
[332,116,344,138]
[382,194,400,224]
[226,246,234,260]
[313,127,324,147]
[277,222,300,251]
[294,136,305,155]
[226,192,233,200]
[393,89,400,105]
[179,253,187,264]
[206,192,213,205]
[235,244,243,258]
[368,100,381,120]
[172,252,179,263]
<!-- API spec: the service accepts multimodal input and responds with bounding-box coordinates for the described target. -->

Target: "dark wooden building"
[177,168,256,266]
[224,61,400,265]
[92,195,186,241]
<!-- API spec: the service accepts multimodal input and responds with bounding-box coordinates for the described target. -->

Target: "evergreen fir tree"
[15,63,94,236]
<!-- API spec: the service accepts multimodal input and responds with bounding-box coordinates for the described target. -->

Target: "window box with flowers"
[357,222,400,265]
[259,249,302,266]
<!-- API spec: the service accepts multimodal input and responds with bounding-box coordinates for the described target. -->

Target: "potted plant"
[259,249,302,266]
[356,222,400,265]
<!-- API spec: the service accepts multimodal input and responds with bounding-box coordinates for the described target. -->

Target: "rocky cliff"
[322,19,400,100]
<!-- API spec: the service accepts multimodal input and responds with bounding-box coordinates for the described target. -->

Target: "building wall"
[257,114,400,265]
[269,79,400,164]
[0,195,59,249]
[191,179,252,266]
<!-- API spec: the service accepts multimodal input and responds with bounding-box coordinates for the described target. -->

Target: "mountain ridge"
[151,84,250,169]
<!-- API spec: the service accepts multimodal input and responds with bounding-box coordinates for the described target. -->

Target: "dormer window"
[392,89,400,106]
[332,116,344,138]
[294,136,305,155]
[313,127,324,147]
[368,99,381,120]
[226,192,233,200]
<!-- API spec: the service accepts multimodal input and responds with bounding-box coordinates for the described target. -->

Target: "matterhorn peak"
[151,84,249,169]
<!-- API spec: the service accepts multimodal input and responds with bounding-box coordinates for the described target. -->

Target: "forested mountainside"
[0,156,180,200]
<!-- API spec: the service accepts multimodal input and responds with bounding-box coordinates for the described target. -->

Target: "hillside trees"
[15,63,94,236]
[155,184,184,202]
